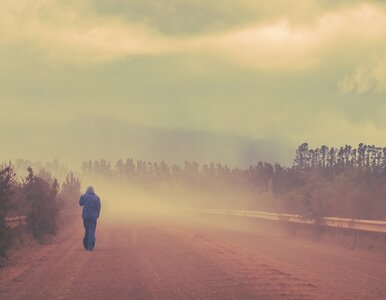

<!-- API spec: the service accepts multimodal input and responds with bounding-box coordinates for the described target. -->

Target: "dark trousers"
[83,218,97,250]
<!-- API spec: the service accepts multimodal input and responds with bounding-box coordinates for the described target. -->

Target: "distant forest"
[81,143,386,220]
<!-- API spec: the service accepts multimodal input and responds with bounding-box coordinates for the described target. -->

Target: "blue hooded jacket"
[79,190,101,220]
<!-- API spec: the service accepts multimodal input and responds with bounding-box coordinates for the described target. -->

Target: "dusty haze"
[1,0,386,167]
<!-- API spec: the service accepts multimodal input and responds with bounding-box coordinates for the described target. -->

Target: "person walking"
[79,186,101,251]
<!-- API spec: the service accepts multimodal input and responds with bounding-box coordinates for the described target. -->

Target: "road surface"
[1,213,386,300]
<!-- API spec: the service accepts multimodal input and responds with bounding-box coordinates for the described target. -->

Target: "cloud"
[190,3,386,70]
[339,56,386,94]
[1,1,386,71]
[0,0,174,62]
[92,0,382,34]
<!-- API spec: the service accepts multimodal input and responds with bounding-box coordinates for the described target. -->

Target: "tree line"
[81,143,386,220]
[294,143,386,172]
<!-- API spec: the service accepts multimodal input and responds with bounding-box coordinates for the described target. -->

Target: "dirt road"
[1,214,385,300]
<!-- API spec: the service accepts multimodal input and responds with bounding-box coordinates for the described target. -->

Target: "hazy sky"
[1,0,386,167]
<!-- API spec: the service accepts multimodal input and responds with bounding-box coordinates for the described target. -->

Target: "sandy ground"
[0,213,385,300]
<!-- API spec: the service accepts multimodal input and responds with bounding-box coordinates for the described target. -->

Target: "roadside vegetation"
[0,163,81,259]
[0,166,16,258]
